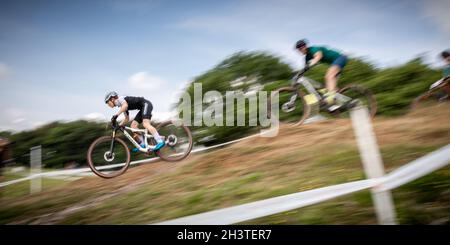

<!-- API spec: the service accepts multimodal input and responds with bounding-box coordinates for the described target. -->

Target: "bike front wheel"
[87,136,131,178]
[155,121,193,162]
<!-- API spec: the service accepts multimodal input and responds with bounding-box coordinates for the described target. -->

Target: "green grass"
[1,178,70,199]
[1,169,73,199]
[0,171,99,224]
[54,144,450,224]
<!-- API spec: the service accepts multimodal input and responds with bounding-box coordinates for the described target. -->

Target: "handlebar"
[109,119,124,131]
[292,68,307,84]
[293,61,318,80]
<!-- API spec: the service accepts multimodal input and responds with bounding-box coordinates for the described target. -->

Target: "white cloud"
[12,118,25,124]
[32,121,45,128]
[5,108,24,119]
[0,86,111,132]
[0,62,10,80]
[152,111,175,121]
[127,71,164,91]
[82,112,107,122]
[1,108,38,132]
[421,0,450,36]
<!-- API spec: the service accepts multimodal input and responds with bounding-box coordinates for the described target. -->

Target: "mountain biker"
[295,39,349,111]
[104,92,165,152]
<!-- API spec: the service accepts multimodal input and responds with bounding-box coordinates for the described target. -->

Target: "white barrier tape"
[0,133,262,188]
[379,144,450,191]
[0,176,34,187]
[153,144,450,225]
[154,179,376,225]
[190,133,261,154]
[0,156,162,187]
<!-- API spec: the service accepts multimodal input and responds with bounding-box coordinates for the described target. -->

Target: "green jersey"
[444,65,450,78]
[306,46,342,64]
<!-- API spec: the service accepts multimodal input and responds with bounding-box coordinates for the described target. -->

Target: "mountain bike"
[268,69,377,125]
[411,77,449,109]
[87,118,193,178]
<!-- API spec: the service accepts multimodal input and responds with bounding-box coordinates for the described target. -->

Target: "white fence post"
[350,106,397,225]
[30,145,42,194]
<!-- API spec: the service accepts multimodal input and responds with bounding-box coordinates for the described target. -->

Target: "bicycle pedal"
[319,100,329,109]
[327,104,342,112]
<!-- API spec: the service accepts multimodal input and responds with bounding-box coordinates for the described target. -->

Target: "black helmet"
[295,39,308,49]
[441,50,450,59]
[104,91,118,103]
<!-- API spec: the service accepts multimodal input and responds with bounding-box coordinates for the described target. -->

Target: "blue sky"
[0,0,449,131]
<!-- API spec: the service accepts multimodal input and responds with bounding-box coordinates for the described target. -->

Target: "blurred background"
[0,0,449,224]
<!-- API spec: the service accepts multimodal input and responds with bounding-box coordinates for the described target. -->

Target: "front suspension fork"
[108,130,118,157]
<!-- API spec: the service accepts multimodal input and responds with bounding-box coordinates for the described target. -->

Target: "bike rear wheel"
[268,87,310,126]
[87,136,131,178]
[334,84,377,118]
[155,121,193,162]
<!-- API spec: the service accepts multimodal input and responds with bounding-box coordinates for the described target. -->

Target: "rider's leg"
[130,120,146,152]
[131,120,144,143]
[142,119,165,151]
[324,65,341,105]
[142,119,160,141]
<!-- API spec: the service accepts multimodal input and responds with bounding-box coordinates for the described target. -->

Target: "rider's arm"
[120,112,130,127]
[115,101,129,126]
[116,100,128,116]
[308,51,323,67]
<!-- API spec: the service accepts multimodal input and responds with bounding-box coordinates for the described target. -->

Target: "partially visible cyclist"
[295,39,349,111]
[433,50,450,101]
[104,92,165,152]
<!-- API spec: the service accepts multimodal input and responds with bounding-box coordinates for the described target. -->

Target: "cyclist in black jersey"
[104,92,165,151]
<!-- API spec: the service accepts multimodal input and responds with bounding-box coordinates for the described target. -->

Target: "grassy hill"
[1,104,449,224]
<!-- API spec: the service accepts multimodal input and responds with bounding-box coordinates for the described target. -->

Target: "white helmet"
[104,91,118,103]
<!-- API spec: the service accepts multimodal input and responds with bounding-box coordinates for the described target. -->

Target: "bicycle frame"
[125,127,157,153]
[295,76,324,100]
[291,71,352,106]
[287,71,326,108]
[111,125,164,153]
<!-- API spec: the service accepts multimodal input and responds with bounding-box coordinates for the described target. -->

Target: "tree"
[175,51,294,145]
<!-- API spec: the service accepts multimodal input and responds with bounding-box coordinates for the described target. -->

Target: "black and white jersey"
[114,96,153,122]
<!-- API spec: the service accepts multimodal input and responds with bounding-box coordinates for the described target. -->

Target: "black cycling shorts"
[133,100,153,123]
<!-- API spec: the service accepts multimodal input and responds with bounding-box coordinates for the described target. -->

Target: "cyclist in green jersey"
[437,50,450,100]
[295,39,348,111]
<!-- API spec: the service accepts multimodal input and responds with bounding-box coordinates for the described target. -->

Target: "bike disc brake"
[282,102,296,113]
